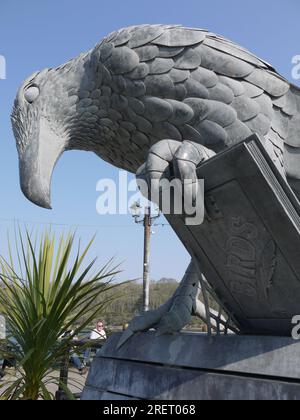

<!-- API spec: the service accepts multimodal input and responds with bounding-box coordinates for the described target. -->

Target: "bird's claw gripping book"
[167,134,300,336]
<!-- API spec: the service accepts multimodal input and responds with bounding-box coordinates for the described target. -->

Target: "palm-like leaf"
[0,229,121,400]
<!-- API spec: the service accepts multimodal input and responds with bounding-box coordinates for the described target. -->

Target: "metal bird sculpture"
[11,25,300,341]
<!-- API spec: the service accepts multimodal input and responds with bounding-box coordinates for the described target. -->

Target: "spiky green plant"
[0,229,121,400]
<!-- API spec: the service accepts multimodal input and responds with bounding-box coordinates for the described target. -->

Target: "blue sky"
[0,0,299,282]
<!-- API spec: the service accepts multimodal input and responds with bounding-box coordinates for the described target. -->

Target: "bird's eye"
[24,86,40,103]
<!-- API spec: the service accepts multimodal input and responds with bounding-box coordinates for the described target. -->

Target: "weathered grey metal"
[11,25,300,339]
[82,332,300,400]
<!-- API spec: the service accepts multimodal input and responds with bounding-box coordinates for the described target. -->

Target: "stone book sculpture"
[167,134,300,336]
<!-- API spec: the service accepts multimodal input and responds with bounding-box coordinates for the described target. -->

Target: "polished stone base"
[82,332,300,400]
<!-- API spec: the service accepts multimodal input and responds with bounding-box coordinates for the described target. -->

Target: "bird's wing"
[93,25,298,170]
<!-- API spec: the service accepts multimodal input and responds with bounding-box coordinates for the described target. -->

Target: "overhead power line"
[0,216,171,230]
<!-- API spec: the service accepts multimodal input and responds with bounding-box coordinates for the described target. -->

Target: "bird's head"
[11,53,98,209]
[11,67,73,209]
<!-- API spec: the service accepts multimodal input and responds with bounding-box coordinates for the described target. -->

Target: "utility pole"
[143,206,151,312]
[131,203,160,312]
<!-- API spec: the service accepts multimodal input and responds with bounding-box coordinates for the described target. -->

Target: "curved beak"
[19,118,65,209]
